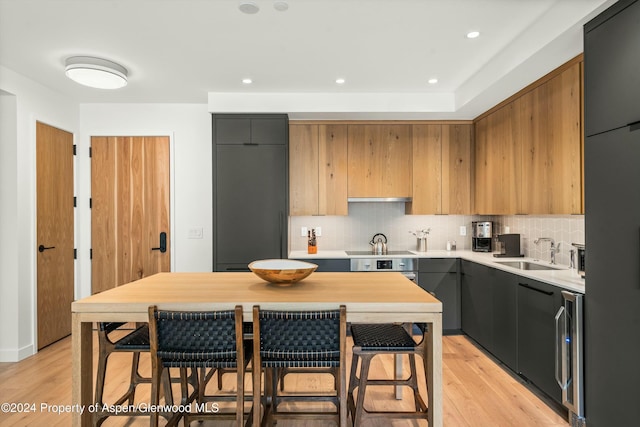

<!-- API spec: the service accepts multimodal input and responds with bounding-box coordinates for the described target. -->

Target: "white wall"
[77,104,213,299]
[0,66,79,361]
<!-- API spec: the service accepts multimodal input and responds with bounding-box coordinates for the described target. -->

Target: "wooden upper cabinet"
[475,58,583,215]
[442,124,473,214]
[347,124,412,198]
[289,124,319,216]
[289,123,348,216]
[475,106,521,215]
[318,124,348,215]
[408,124,442,214]
[521,63,582,214]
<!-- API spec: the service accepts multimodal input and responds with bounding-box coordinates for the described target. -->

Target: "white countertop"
[289,249,585,294]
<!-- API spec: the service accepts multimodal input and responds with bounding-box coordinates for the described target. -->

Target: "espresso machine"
[472,221,493,252]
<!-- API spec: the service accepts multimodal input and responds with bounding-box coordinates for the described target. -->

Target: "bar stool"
[148,305,252,427]
[92,322,156,426]
[348,323,428,425]
[252,305,348,426]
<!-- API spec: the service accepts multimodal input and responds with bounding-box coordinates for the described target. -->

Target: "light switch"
[315,227,322,237]
[301,226,308,237]
[459,226,467,236]
[188,227,203,239]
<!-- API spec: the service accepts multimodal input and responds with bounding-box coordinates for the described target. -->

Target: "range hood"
[347,197,412,203]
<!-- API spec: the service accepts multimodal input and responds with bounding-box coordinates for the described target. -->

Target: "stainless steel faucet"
[534,237,556,264]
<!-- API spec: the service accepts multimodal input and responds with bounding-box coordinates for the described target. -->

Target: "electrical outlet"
[504,226,510,233]
[459,226,467,236]
[301,226,308,237]
[315,227,322,237]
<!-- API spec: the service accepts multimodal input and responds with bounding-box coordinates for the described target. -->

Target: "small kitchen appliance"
[369,233,388,255]
[572,243,586,278]
[556,290,585,426]
[493,233,523,257]
[472,221,493,252]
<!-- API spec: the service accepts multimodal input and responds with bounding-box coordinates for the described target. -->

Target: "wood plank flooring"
[0,334,568,426]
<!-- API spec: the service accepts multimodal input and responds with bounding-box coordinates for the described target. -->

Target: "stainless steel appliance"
[472,221,493,252]
[493,233,523,257]
[555,290,585,426]
[572,243,585,278]
[348,252,417,283]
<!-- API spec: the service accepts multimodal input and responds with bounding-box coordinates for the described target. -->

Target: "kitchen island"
[71,271,442,426]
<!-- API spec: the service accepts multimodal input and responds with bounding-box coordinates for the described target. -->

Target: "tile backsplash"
[289,202,584,267]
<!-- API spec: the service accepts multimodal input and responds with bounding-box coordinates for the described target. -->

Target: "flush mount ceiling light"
[65,56,128,89]
[242,78,253,84]
[335,78,346,85]
[428,78,438,84]
[239,1,259,14]
[466,31,480,39]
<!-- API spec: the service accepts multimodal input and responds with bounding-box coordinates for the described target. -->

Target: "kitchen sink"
[495,261,563,271]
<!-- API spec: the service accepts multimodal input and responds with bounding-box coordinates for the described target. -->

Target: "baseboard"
[0,344,35,362]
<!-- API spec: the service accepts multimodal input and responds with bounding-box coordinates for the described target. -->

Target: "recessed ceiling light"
[274,1,289,11]
[428,78,438,84]
[335,78,346,85]
[466,31,480,39]
[239,1,259,14]
[65,56,128,89]
[242,78,253,84]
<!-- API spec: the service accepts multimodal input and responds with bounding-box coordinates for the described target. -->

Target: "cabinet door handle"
[554,306,569,389]
[628,120,640,132]
[518,282,554,296]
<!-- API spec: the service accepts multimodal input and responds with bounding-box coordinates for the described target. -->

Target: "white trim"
[0,344,35,362]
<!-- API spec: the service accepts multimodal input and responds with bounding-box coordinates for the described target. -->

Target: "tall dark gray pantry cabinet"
[584,1,640,426]
[212,114,289,271]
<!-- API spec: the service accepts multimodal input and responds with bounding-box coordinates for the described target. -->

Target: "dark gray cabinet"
[460,261,517,370]
[460,261,493,347]
[418,258,460,333]
[292,258,350,272]
[491,270,517,371]
[584,2,640,425]
[584,0,640,137]
[516,279,563,404]
[212,114,288,271]
[215,115,288,145]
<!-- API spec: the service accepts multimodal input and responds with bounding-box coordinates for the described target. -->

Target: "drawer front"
[420,258,457,273]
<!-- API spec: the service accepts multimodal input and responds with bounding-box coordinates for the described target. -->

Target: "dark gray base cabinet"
[460,261,517,370]
[461,260,563,405]
[516,279,563,404]
[418,259,460,333]
[291,258,350,272]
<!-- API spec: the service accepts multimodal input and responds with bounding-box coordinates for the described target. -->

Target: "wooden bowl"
[248,259,318,285]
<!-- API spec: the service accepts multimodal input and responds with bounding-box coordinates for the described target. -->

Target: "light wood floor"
[0,333,568,426]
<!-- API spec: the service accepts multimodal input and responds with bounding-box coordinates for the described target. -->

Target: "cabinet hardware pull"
[518,282,554,296]
[629,121,640,132]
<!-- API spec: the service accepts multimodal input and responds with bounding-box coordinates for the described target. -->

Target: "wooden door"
[36,121,74,349]
[91,136,170,294]
[442,124,473,215]
[318,124,348,215]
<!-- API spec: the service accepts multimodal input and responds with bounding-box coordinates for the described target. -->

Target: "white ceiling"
[0,0,616,119]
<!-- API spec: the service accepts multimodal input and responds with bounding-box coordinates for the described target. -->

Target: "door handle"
[38,245,56,253]
[151,232,167,253]
[555,305,569,389]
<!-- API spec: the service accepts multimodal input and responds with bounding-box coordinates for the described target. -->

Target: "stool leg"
[94,352,109,405]
[408,354,421,411]
[353,354,372,426]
